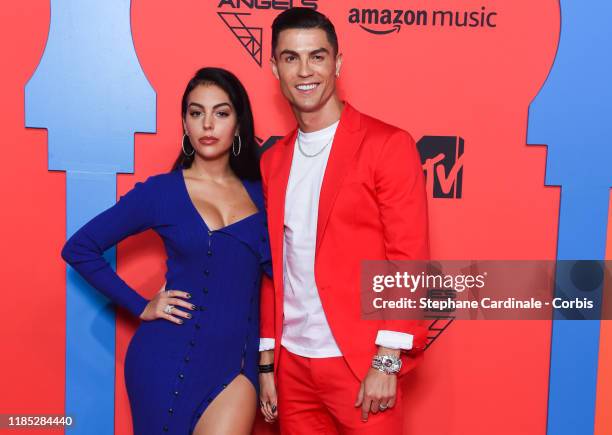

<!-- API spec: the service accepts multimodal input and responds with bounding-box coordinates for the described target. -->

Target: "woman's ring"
[163,304,175,315]
[379,404,388,410]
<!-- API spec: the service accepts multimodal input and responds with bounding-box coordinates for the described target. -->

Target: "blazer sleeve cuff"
[259,338,275,352]
[375,330,413,351]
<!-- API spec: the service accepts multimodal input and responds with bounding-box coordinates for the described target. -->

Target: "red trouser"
[277,346,404,435]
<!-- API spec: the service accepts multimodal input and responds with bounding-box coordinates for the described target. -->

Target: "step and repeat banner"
[1,1,611,434]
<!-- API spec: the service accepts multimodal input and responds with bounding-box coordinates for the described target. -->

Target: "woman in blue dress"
[62,67,271,434]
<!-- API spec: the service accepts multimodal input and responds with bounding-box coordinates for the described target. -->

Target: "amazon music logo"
[217,0,318,66]
[417,136,464,199]
[348,6,497,36]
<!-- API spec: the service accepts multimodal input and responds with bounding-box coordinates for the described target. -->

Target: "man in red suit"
[258,8,429,434]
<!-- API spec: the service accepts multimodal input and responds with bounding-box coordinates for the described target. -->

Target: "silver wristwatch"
[372,355,402,375]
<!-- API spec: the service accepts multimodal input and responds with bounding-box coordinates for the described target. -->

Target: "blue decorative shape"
[65,172,117,435]
[25,0,155,172]
[24,1,155,433]
[527,1,612,434]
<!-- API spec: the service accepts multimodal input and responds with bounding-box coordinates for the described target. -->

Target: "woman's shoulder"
[242,178,265,209]
[136,170,180,188]
[242,178,263,195]
[243,177,262,188]
[123,170,180,199]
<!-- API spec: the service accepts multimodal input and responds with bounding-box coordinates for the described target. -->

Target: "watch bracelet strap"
[372,355,402,374]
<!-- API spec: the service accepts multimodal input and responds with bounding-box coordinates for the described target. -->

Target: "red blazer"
[260,102,430,380]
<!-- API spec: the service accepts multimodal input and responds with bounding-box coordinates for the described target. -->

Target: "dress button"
[207,250,213,256]
[174,390,179,396]
[168,408,174,414]
[190,340,196,346]
[208,231,212,236]
[204,270,210,276]
[184,356,190,362]
[203,287,208,294]
[163,425,169,431]
[179,373,185,379]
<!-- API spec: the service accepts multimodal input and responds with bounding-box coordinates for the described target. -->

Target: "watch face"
[372,356,400,374]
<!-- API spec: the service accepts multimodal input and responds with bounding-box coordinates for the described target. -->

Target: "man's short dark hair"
[271,8,338,56]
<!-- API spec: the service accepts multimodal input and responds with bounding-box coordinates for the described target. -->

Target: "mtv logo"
[417,136,464,199]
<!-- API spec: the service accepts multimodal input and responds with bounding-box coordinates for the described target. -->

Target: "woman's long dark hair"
[172,67,260,180]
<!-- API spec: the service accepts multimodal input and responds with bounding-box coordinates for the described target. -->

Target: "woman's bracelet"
[258,363,274,373]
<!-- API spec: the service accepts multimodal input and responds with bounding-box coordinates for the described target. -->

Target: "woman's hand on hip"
[139,289,195,324]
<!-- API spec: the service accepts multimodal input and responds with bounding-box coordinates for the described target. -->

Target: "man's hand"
[354,347,400,422]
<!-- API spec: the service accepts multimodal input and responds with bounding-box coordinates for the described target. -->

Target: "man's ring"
[379,404,388,410]
[163,304,174,315]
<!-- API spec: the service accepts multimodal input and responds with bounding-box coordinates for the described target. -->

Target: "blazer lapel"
[267,128,297,292]
[316,104,365,253]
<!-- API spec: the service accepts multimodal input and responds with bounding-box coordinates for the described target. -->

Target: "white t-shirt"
[281,121,343,357]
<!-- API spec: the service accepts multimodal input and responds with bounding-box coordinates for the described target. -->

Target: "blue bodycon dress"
[61,169,271,434]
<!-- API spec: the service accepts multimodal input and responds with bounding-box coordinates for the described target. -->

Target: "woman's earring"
[232,135,242,157]
[182,134,195,157]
